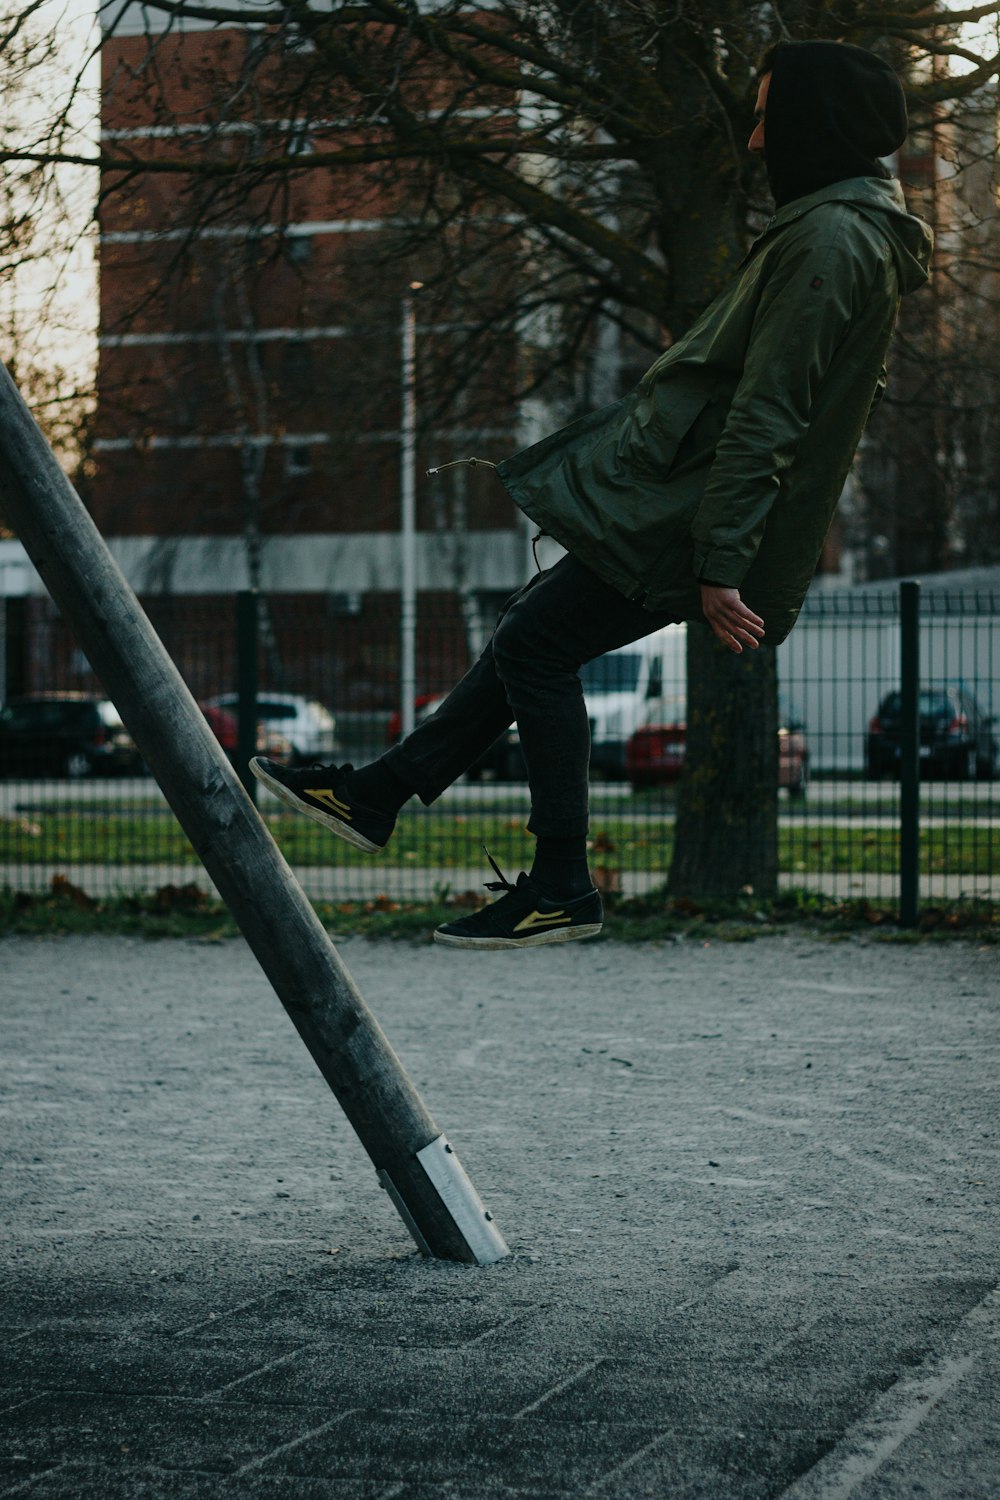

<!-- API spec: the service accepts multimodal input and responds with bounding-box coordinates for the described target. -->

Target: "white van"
[456,622,688,781]
[581,624,687,776]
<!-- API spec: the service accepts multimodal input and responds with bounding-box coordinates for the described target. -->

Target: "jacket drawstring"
[427,456,546,574]
[425,457,497,476]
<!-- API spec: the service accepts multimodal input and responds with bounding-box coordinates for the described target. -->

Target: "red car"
[626,696,809,797]
[199,704,292,765]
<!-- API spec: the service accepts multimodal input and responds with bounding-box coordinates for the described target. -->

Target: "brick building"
[92,1,536,714]
[846,78,1000,582]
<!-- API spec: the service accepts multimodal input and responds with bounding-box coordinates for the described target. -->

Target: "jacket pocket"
[614,383,717,479]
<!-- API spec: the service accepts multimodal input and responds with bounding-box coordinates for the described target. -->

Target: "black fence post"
[237,589,259,803]
[899,580,921,926]
[3,595,27,702]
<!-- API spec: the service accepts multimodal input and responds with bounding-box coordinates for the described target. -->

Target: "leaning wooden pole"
[0,363,508,1267]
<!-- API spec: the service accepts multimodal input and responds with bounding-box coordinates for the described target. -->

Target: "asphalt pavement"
[2,931,998,1498]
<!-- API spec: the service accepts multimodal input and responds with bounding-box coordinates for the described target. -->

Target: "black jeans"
[385,554,679,840]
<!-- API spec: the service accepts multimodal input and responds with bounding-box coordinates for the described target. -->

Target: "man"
[252,40,933,949]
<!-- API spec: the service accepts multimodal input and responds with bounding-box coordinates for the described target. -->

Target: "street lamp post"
[400,284,422,739]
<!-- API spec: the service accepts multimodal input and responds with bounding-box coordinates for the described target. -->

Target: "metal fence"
[1,582,997,917]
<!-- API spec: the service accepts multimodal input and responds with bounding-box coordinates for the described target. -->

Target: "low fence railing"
[1,582,997,918]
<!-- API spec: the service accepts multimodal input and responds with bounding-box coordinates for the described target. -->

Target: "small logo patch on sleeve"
[810,275,824,289]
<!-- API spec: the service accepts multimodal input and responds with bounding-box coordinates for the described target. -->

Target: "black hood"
[764,41,908,209]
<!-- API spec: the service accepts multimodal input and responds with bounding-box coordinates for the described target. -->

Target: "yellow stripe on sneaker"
[305,787,352,820]
[512,908,570,933]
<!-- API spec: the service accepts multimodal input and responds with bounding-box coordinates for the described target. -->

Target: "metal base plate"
[416,1134,510,1266]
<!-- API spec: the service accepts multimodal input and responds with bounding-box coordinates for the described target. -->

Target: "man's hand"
[700,584,765,654]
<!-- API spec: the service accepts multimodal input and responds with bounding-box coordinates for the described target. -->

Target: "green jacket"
[496,177,933,644]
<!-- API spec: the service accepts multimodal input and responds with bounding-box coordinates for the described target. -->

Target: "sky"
[0,1,99,410]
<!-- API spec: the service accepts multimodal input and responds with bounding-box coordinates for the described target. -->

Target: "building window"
[285,444,314,478]
[285,234,313,267]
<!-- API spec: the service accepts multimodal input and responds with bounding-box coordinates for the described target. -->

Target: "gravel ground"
[2,932,998,1498]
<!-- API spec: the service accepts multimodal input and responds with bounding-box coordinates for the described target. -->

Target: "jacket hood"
[769,175,934,295]
[765,41,909,209]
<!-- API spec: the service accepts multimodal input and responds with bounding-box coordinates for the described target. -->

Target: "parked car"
[407,625,690,783]
[207,693,338,765]
[465,722,525,781]
[402,695,525,780]
[626,696,810,796]
[866,686,997,781]
[198,704,293,766]
[581,625,688,777]
[385,695,441,744]
[0,693,142,778]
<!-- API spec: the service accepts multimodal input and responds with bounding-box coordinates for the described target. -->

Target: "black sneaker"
[434,853,603,949]
[249,757,394,854]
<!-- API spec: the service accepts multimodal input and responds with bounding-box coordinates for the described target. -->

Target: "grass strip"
[3,812,998,876]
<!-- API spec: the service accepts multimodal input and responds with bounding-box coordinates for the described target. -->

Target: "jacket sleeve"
[690,220,875,589]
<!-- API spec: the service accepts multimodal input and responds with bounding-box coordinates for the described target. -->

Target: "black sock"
[344,758,414,816]
[529,835,592,899]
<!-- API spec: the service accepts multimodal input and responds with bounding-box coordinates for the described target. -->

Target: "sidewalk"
[2,932,998,1498]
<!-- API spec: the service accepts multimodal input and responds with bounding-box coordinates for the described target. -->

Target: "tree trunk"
[667,626,778,900]
[649,136,785,905]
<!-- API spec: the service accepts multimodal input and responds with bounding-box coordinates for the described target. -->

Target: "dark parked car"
[388,694,522,779]
[398,694,525,781]
[867,686,997,780]
[0,694,141,778]
[626,696,810,796]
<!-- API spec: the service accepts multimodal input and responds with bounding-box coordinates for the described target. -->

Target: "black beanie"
[763,41,909,209]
